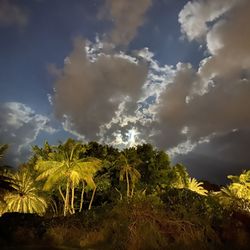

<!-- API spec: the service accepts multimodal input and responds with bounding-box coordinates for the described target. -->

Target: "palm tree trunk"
[64,181,70,216]
[79,181,85,212]
[71,184,75,214]
[59,186,66,216]
[88,185,96,210]
[131,187,134,197]
[50,202,56,215]
[126,169,130,197]
[115,187,123,200]
[59,186,66,203]
[51,199,58,216]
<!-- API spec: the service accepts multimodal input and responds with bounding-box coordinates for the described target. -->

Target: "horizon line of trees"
[0,139,249,217]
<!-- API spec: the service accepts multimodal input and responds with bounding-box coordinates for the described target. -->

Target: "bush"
[102,194,222,250]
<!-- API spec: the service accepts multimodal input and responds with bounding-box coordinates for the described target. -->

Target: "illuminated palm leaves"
[187,178,208,196]
[3,171,47,215]
[167,164,189,189]
[0,144,8,159]
[0,145,15,215]
[167,165,208,196]
[118,154,141,197]
[35,140,102,215]
[215,170,250,213]
[0,144,13,191]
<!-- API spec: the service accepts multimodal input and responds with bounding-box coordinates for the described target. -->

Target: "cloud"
[155,63,250,147]
[50,0,250,184]
[152,63,196,148]
[51,38,176,148]
[96,47,175,147]
[0,102,56,166]
[175,129,250,184]
[99,0,152,46]
[52,38,148,141]
[202,0,250,78]
[0,0,28,28]
[153,0,250,148]
[178,0,238,41]
[145,0,250,182]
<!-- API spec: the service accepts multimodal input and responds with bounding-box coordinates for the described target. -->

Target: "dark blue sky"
[0,0,202,115]
[1,0,249,184]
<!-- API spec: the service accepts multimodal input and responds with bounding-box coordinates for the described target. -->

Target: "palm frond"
[187,178,208,196]
[36,160,65,172]
[36,162,65,181]
[0,144,8,159]
[3,171,47,215]
[43,169,66,191]
[84,176,96,190]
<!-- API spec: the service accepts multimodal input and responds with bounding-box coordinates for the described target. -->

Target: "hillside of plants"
[0,140,250,250]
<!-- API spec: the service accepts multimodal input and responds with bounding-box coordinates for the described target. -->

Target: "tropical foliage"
[3,170,47,215]
[215,170,250,213]
[0,144,12,191]
[35,139,102,215]
[117,153,141,197]
[186,177,208,196]
[0,144,8,159]
[165,164,208,195]
[0,140,249,250]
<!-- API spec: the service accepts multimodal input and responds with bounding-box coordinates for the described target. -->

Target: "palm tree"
[0,144,10,190]
[118,154,141,197]
[0,144,8,159]
[167,165,208,196]
[215,186,237,208]
[215,170,250,213]
[3,170,47,215]
[35,139,102,216]
[167,164,189,189]
[0,144,12,190]
[186,178,208,196]
[0,144,14,216]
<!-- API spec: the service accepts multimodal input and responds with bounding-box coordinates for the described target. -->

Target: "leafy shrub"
[160,188,223,248]
[102,194,221,250]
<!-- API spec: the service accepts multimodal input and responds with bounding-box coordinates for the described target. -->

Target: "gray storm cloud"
[0,102,56,166]
[0,0,28,28]
[153,63,198,148]
[150,0,250,182]
[153,0,250,148]
[51,0,250,183]
[176,129,250,184]
[99,0,152,46]
[203,0,250,78]
[178,0,238,41]
[53,38,148,140]
[155,66,250,148]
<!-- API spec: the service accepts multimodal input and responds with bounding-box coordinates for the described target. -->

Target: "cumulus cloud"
[178,0,238,41]
[97,47,175,147]
[53,38,148,141]
[0,0,28,28]
[155,0,250,148]
[0,102,56,165]
[202,0,250,77]
[153,63,197,148]
[99,0,152,46]
[155,63,250,148]
[144,0,250,183]
[48,0,250,184]
[50,37,177,148]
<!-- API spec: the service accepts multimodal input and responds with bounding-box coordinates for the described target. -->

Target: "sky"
[0,0,250,184]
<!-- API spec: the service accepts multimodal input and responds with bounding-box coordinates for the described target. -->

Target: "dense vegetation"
[0,140,249,249]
